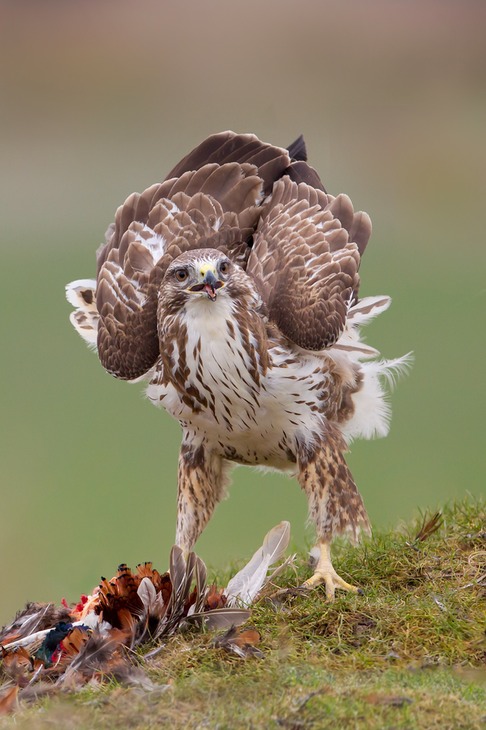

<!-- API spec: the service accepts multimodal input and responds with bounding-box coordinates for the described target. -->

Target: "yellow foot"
[301,542,362,601]
[302,566,361,601]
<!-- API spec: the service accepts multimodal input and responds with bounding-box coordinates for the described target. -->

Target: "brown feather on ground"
[0,523,290,714]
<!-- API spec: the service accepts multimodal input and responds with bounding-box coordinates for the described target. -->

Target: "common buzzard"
[66,132,408,599]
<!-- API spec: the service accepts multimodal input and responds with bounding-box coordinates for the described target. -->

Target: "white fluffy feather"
[340,353,413,442]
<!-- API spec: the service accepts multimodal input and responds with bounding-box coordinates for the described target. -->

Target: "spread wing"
[94,133,293,380]
[95,163,263,379]
[247,177,372,351]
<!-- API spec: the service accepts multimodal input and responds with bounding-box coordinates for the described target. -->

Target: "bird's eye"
[175,269,188,282]
[219,261,229,275]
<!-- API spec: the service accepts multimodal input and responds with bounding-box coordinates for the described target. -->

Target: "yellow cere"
[199,263,217,278]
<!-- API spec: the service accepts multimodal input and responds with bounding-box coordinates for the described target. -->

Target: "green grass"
[1,498,485,729]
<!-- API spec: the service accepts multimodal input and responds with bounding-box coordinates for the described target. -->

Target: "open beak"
[189,267,223,301]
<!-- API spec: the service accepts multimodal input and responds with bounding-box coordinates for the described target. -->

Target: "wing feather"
[164,131,291,194]
[95,162,267,379]
[248,177,369,351]
[285,160,327,191]
[65,279,99,347]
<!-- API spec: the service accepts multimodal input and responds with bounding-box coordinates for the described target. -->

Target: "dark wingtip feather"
[287,134,307,161]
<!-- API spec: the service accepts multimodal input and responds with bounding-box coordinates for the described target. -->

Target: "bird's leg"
[175,438,228,553]
[296,426,370,601]
[302,541,360,600]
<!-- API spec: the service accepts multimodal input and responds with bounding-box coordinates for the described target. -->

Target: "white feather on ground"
[225,521,291,606]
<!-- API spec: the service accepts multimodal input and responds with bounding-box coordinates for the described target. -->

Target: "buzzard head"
[158,247,264,323]
[159,248,237,313]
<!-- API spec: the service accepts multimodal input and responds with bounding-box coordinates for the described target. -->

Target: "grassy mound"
[1,498,485,729]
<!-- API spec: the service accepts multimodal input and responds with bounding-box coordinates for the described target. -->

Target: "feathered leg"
[175,435,228,552]
[297,426,371,600]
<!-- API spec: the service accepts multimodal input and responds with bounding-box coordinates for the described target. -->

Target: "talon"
[301,542,362,601]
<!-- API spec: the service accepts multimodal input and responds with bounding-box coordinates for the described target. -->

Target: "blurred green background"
[1,0,485,625]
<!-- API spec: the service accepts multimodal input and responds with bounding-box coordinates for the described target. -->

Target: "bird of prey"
[66,131,408,600]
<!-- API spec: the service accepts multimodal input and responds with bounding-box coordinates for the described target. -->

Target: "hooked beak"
[189,267,223,301]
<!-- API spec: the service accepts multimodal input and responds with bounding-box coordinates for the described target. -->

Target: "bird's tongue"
[204,283,217,301]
